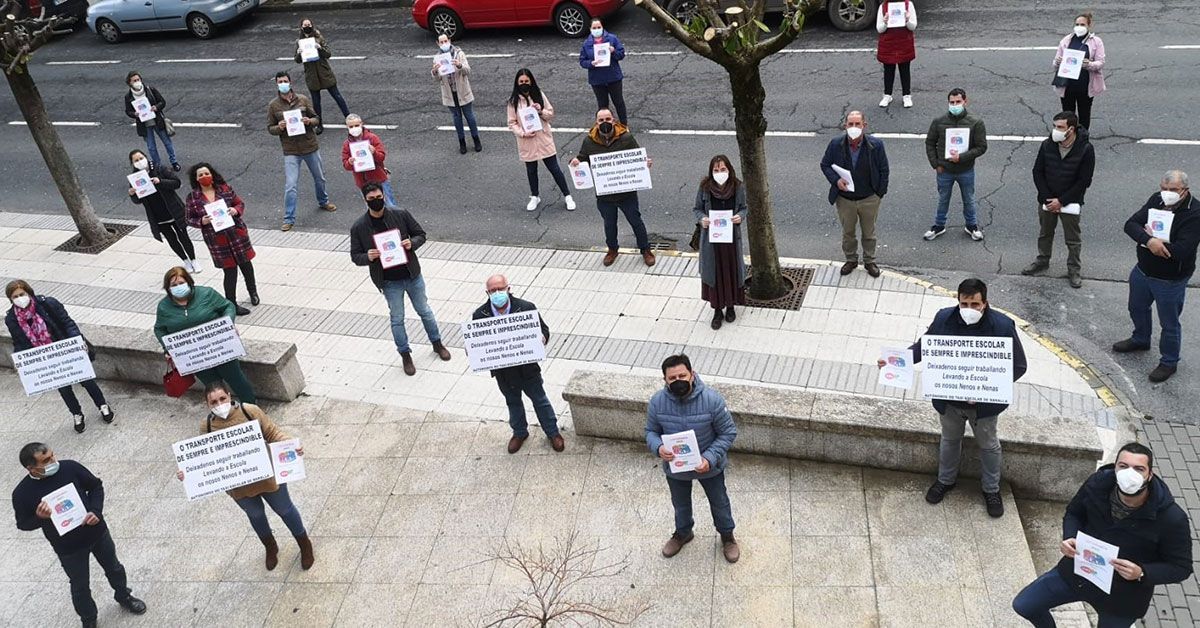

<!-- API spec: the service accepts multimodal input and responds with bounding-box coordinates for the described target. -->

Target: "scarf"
[707,178,736,200]
[14,302,54,347]
[130,84,146,98]
[588,121,629,146]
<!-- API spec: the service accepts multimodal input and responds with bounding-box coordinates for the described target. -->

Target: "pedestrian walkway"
[1139,418,1200,627]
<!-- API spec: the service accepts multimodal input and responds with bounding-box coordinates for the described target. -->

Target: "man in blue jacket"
[645,354,739,563]
[1013,443,1193,626]
[820,110,890,277]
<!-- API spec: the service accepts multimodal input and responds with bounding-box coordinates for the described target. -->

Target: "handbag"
[164,117,176,137]
[689,224,702,251]
[163,367,195,398]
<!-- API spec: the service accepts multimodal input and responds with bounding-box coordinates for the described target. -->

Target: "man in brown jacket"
[267,70,336,232]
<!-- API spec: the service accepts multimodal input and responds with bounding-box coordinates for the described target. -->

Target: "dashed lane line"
[1139,139,1200,146]
[7,121,99,127]
[273,56,368,61]
[1160,45,1200,49]
[413,53,514,59]
[45,60,121,65]
[941,46,1057,51]
[153,58,236,63]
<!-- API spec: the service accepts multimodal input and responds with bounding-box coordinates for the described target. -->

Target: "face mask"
[1115,467,1146,495]
[366,198,386,212]
[36,461,60,478]
[169,284,191,299]
[948,104,965,116]
[518,84,532,94]
[1051,128,1068,143]
[959,307,983,325]
[439,43,451,52]
[1160,191,1182,207]
[130,81,143,91]
[133,158,149,171]
[489,291,509,308]
[598,121,614,135]
[668,379,691,398]
[348,126,363,138]
[211,402,232,419]
[591,28,604,38]
[197,174,214,187]
[302,26,313,34]
[12,295,31,309]
[278,82,291,94]
[1073,25,1088,37]
[712,171,729,186]
[846,127,863,140]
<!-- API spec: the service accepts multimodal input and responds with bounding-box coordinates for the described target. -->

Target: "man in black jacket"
[1114,170,1199,383]
[12,443,146,628]
[471,274,561,454]
[1013,443,1193,626]
[1023,111,1096,288]
[349,183,451,376]
[819,110,890,277]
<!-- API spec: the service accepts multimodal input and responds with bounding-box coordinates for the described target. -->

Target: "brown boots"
[432,341,451,361]
[296,534,315,570]
[260,534,279,571]
[261,534,313,570]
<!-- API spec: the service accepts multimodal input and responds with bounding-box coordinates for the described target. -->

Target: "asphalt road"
[1,0,1198,423]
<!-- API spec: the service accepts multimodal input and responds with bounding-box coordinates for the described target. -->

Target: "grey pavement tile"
[285,424,368,459]
[459,455,527,494]
[310,495,389,537]
[334,582,419,627]
[120,536,241,582]
[353,536,436,584]
[221,535,301,583]
[264,582,349,628]
[793,586,878,627]
[405,583,491,627]
[713,536,793,587]
[411,421,481,457]
[724,454,792,493]
[875,585,970,628]
[729,492,791,537]
[376,494,453,537]
[870,536,964,587]
[865,490,950,537]
[420,535,498,585]
[333,455,406,496]
[285,536,370,584]
[583,452,665,493]
[0,582,37,626]
[115,581,217,628]
[314,399,377,425]
[790,460,864,492]
[441,493,516,537]
[791,536,874,587]
[504,491,583,540]
[791,491,868,536]
[711,585,793,627]
[575,492,674,537]
[390,457,467,495]
[196,582,284,627]
[517,453,591,494]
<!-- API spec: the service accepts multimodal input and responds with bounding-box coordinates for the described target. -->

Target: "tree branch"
[751,0,804,62]
[631,0,713,58]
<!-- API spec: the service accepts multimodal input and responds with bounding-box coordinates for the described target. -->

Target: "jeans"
[381,275,441,354]
[1128,265,1188,367]
[882,61,912,96]
[496,371,559,438]
[283,151,330,225]
[591,81,628,125]
[57,529,132,621]
[938,405,1002,493]
[597,196,650,252]
[525,157,570,197]
[835,194,881,264]
[143,124,177,167]
[195,360,257,404]
[1013,569,1139,627]
[935,168,978,228]
[234,484,307,538]
[447,101,480,141]
[1036,207,1082,271]
[666,471,735,536]
[379,179,396,207]
[58,379,106,416]
[310,85,350,120]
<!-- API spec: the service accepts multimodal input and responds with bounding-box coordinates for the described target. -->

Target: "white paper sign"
[708,210,734,244]
[593,43,611,67]
[131,95,156,122]
[434,52,456,76]
[204,199,235,232]
[162,316,247,376]
[172,420,274,501]
[570,162,594,190]
[886,1,907,28]
[298,37,320,62]
[1057,48,1086,81]
[128,170,157,199]
[12,337,95,396]
[461,310,547,372]
[878,347,914,389]
[662,430,704,474]
[831,163,855,193]
[1042,203,1081,215]
[920,335,1014,405]
[945,128,970,160]
[589,147,652,195]
[269,439,306,484]
[517,106,543,134]
[349,140,376,173]
[1074,531,1119,594]
[372,228,408,269]
[43,483,87,536]
[1148,209,1174,242]
[284,108,305,137]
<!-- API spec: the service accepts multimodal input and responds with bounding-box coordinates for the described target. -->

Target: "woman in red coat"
[876,1,917,109]
[183,163,258,316]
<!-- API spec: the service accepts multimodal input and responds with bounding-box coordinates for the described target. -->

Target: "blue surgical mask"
[169,284,191,299]
[278,82,291,94]
[36,461,60,478]
[439,43,451,52]
[948,104,965,116]
[490,290,509,309]
[591,28,604,38]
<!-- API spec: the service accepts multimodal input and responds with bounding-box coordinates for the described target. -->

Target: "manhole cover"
[745,266,814,311]
[54,222,138,255]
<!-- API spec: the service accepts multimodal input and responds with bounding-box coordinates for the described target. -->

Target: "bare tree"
[1,1,113,249]
[634,0,811,300]
[482,533,651,627]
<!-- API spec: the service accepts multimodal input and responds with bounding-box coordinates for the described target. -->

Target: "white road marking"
[444,125,589,133]
[8,121,100,127]
[45,60,121,65]
[778,48,876,53]
[154,58,235,63]
[324,124,401,131]
[415,53,515,59]
[941,46,1057,51]
[1139,138,1200,146]
[170,122,242,129]
[1160,45,1200,50]
[874,133,927,139]
[275,56,367,61]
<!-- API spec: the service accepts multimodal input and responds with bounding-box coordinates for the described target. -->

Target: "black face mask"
[366,198,385,212]
[302,26,314,34]
[598,121,614,135]
[668,379,691,397]
[518,84,532,94]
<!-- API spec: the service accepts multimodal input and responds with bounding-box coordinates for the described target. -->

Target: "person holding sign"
[431,34,482,155]
[122,71,179,172]
[505,69,575,213]
[579,18,628,125]
[154,266,258,403]
[11,443,147,628]
[923,88,988,242]
[175,380,314,571]
[1013,443,1193,627]
[292,18,351,130]
[267,71,336,232]
[1052,12,1106,130]
[6,281,113,434]
[1023,111,1096,288]
[471,274,560,454]
[887,278,1026,518]
[349,183,452,376]
[126,149,200,274]
[340,114,394,206]
[184,163,258,316]
[874,1,917,109]
[646,354,740,563]
[693,155,748,330]
[569,109,655,267]
[819,111,890,278]
[1116,171,1199,383]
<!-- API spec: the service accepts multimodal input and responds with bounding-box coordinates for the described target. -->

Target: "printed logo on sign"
[356,148,368,157]
[1065,56,1079,66]
[54,499,74,514]
[950,135,966,146]
[1079,564,1096,575]
[280,470,291,478]
[381,240,397,251]
[60,519,74,528]
[277,450,297,463]
[886,355,906,367]
[884,372,897,380]
[1151,220,1166,231]
[1081,549,1108,566]
[672,459,688,468]
[671,443,693,455]
[711,217,729,228]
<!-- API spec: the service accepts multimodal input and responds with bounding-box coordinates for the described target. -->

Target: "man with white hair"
[819,110,890,277]
[340,114,393,206]
[1116,170,1198,382]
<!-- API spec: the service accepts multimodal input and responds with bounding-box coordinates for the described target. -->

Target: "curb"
[259,0,410,13]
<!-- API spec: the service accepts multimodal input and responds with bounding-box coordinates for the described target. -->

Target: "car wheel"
[429,8,463,39]
[95,18,122,44]
[553,2,588,38]
[827,0,876,32]
[186,12,216,39]
[666,0,701,24]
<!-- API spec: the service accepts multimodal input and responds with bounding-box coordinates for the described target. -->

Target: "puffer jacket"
[645,375,738,481]
[1032,126,1095,206]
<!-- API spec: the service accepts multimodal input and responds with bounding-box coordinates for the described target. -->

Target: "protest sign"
[204,198,235,232]
[517,106,543,134]
[831,164,855,193]
[298,37,320,62]
[434,52,455,75]
[886,2,907,28]
[43,483,87,536]
[920,335,1014,404]
[945,128,970,160]
[589,148,652,195]
[593,43,611,67]
[349,140,376,173]
[269,439,306,484]
[373,229,408,269]
[461,310,546,372]
[131,96,155,122]
[708,210,734,244]
[172,420,273,501]
[12,336,95,396]
[162,316,246,376]
[878,347,914,390]
[1148,209,1174,242]
[1057,49,1086,81]
[128,170,156,199]
[1074,531,1119,594]
[662,430,703,474]
[570,162,594,190]
[284,109,305,137]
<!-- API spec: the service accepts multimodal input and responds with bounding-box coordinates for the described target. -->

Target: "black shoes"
[171,162,181,172]
[118,596,147,615]
[100,404,114,424]
[711,310,723,330]
[1112,338,1150,353]
[840,261,857,275]
[1021,261,1048,276]
[249,291,261,306]
[1149,364,1177,383]
[458,139,468,154]
[724,306,736,323]
[925,481,954,504]
[235,305,251,316]
[473,136,482,152]
[73,414,85,433]
[983,491,1004,518]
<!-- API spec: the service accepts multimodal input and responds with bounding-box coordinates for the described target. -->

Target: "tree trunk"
[728,63,787,300]
[5,66,112,248]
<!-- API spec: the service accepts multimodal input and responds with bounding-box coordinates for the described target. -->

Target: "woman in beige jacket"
[431,34,481,154]
[506,69,575,213]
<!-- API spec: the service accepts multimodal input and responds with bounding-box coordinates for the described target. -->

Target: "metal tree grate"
[744,266,814,311]
[53,222,138,255]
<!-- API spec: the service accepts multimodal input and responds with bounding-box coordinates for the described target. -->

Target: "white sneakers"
[879,94,893,108]
[903,95,913,108]
[183,259,202,274]
[565,195,576,211]
[964,225,985,241]
[526,196,540,212]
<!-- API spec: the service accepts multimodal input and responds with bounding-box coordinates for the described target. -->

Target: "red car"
[413,0,628,39]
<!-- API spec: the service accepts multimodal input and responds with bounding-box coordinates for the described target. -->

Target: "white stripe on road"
[778,48,876,53]
[1139,138,1200,146]
[154,58,236,63]
[941,46,1057,51]
[1160,45,1200,50]
[415,53,515,59]
[170,122,242,129]
[274,56,368,61]
[874,133,927,139]
[45,60,121,65]
[324,124,401,131]
[8,121,100,127]
[442,125,590,133]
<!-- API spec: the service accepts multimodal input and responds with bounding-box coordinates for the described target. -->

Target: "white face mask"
[439,43,451,52]
[1115,467,1146,495]
[712,171,729,185]
[348,126,363,138]
[130,81,143,91]
[1073,25,1088,37]
[133,158,149,170]
[1160,190,1182,207]
[12,295,31,309]
[591,28,604,38]
[959,307,983,325]
[846,127,863,140]
[211,402,232,419]
[1051,128,1068,143]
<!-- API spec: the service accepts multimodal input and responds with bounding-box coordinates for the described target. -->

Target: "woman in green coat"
[293,18,350,129]
[153,266,257,403]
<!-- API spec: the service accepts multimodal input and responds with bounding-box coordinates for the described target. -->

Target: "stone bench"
[1,323,305,402]
[562,370,1102,501]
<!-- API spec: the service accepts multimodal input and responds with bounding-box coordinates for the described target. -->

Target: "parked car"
[14,0,88,22]
[412,0,628,39]
[86,0,261,43]
[660,0,877,32]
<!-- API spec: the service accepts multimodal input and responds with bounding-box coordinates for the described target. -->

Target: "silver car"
[660,0,877,32]
[86,0,261,43]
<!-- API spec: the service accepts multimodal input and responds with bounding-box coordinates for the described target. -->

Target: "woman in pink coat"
[1053,11,1106,130]
[506,69,575,213]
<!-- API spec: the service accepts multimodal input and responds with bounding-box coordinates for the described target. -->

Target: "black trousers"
[591,81,628,125]
[222,261,258,302]
[58,529,131,621]
[158,221,196,261]
[882,62,912,96]
[1061,92,1093,129]
[525,157,570,197]
[58,379,106,416]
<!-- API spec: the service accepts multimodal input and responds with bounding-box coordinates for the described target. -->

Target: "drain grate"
[645,234,677,251]
[745,266,814,311]
[54,222,138,255]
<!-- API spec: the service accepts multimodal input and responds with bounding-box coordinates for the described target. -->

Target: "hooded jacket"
[924,108,988,173]
[1123,192,1200,281]
[1032,126,1095,206]
[575,123,639,201]
[1055,464,1193,618]
[645,375,738,481]
[293,30,338,91]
